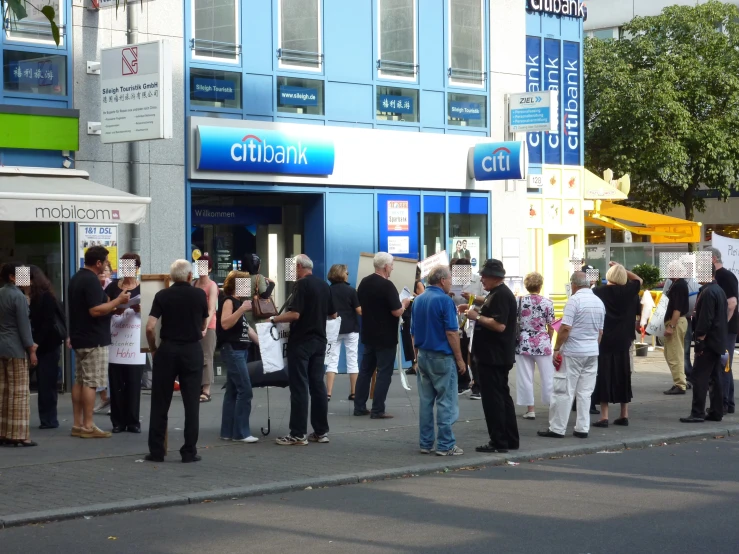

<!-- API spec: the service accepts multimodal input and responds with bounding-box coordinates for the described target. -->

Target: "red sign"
[122,47,138,75]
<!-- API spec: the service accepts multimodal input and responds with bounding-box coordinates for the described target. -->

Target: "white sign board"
[388,236,410,255]
[711,233,739,279]
[509,90,558,133]
[100,40,172,143]
[418,250,449,279]
[110,310,146,365]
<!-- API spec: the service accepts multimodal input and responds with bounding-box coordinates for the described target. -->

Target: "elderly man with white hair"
[145,260,209,463]
[354,252,411,419]
[272,254,337,446]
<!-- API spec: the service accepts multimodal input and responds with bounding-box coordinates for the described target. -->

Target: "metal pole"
[127,3,141,255]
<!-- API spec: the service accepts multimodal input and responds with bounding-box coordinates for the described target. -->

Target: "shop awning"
[583,169,628,200]
[585,200,702,243]
[0,168,151,224]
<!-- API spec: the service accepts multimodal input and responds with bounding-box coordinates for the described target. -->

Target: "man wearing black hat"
[462,259,519,453]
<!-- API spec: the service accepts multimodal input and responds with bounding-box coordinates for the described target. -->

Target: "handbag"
[252,275,278,319]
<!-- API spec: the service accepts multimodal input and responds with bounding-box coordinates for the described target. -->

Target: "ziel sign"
[509,90,558,133]
[526,0,586,19]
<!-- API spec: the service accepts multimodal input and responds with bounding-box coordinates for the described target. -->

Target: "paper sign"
[711,233,739,280]
[418,250,449,279]
[78,225,118,274]
[399,286,413,302]
[387,201,409,231]
[388,236,410,255]
[110,310,146,365]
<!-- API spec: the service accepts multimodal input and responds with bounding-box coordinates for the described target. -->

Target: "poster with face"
[451,237,480,268]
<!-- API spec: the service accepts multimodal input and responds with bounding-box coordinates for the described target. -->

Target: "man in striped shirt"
[539,271,605,439]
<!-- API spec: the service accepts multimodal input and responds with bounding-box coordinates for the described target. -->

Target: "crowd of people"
[0,246,736,463]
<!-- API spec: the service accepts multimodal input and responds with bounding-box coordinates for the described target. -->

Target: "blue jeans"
[220,344,253,440]
[354,345,397,415]
[417,350,459,452]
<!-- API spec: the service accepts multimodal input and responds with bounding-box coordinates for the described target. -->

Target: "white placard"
[110,310,146,365]
[712,233,739,280]
[388,236,409,255]
[100,40,173,143]
[418,250,449,279]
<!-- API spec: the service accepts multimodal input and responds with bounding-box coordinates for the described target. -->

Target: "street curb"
[2,424,737,529]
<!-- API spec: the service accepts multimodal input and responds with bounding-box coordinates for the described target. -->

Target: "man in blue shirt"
[411,265,466,456]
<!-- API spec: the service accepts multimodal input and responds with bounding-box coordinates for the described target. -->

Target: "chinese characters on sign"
[378,95,414,115]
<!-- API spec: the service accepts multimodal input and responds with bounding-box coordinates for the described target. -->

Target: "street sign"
[100,40,172,143]
[508,90,558,134]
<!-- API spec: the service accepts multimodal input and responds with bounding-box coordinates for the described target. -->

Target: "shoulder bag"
[252,274,278,319]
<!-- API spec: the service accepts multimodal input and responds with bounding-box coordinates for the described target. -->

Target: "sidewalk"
[1,354,736,528]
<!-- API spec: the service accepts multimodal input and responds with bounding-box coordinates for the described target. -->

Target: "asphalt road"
[4,436,737,554]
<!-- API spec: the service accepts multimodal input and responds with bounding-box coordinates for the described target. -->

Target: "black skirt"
[593,349,633,404]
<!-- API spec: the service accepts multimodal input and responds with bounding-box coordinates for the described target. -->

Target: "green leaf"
[7,0,29,20]
[40,5,60,45]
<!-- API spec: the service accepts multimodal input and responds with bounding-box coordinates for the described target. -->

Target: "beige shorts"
[74,346,109,388]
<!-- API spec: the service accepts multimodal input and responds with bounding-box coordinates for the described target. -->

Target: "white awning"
[0,169,151,224]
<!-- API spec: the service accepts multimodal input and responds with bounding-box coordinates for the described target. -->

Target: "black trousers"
[36,346,60,428]
[109,362,144,429]
[287,338,329,437]
[691,349,724,419]
[354,345,397,415]
[148,341,203,459]
[475,361,519,449]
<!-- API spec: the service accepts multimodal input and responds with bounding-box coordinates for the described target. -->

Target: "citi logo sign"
[481,147,511,173]
[230,134,308,165]
[527,0,586,19]
[470,141,528,182]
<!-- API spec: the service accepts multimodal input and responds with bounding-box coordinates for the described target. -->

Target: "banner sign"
[450,101,481,120]
[110,310,146,365]
[418,251,450,279]
[509,90,558,133]
[563,41,581,166]
[525,36,543,165]
[193,78,236,101]
[279,85,318,106]
[543,38,561,165]
[526,0,587,19]
[78,225,118,273]
[469,141,528,181]
[387,200,409,231]
[712,233,739,279]
[378,95,414,114]
[196,125,335,175]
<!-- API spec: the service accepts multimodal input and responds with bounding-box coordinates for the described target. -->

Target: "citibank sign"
[469,141,528,182]
[527,0,587,19]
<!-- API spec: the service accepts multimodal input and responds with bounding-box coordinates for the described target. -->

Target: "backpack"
[50,298,67,345]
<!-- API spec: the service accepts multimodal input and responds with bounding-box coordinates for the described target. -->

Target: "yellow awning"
[583,169,628,200]
[585,200,702,243]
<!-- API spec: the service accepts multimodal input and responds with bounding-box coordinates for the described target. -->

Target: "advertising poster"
[110,309,146,365]
[78,224,118,273]
[387,200,409,231]
[451,237,480,268]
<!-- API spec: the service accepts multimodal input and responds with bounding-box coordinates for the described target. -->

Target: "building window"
[589,27,618,41]
[190,68,241,109]
[611,229,651,243]
[277,76,324,115]
[278,0,322,71]
[449,196,488,271]
[4,0,64,45]
[585,225,606,245]
[704,224,739,242]
[448,0,484,87]
[378,0,417,80]
[447,92,486,127]
[191,0,240,62]
[2,51,66,96]
[376,86,419,122]
[423,196,445,260]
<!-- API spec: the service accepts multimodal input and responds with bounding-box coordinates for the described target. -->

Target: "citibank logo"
[196,126,335,176]
[469,141,528,182]
[481,147,512,173]
[527,0,587,19]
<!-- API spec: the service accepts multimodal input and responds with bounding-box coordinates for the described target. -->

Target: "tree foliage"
[584,0,739,221]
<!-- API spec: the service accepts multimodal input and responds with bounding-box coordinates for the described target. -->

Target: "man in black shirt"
[712,248,738,413]
[272,254,337,445]
[354,252,411,419]
[68,246,130,439]
[145,260,209,462]
[464,259,519,453]
[663,274,690,395]
[680,266,727,423]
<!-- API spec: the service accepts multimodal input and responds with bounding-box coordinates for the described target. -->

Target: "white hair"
[373,252,394,270]
[427,265,450,285]
[570,271,589,288]
[295,254,313,270]
[170,259,192,282]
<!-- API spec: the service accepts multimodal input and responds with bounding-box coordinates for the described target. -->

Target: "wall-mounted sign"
[509,90,558,133]
[526,0,586,19]
[528,174,544,188]
[279,85,318,106]
[100,40,172,143]
[378,95,414,114]
[193,78,235,101]
[563,41,581,166]
[526,36,543,164]
[469,141,528,182]
[387,200,409,231]
[449,101,481,120]
[543,38,561,165]
[195,126,335,175]
[78,225,118,273]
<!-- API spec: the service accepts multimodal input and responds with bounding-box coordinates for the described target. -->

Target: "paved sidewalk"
[0,354,736,528]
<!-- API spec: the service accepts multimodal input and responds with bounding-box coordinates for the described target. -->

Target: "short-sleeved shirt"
[515,294,555,356]
[357,273,403,348]
[715,267,739,334]
[471,282,517,366]
[593,280,641,353]
[560,287,605,357]
[410,285,459,355]
[68,268,111,349]
[105,280,141,303]
[663,278,689,322]
[330,282,360,335]
[287,274,335,345]
[150,282,209,343]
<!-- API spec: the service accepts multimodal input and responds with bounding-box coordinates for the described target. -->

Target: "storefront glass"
[422,196,444,259]
[3,50,67,96]
[448,196,487,270]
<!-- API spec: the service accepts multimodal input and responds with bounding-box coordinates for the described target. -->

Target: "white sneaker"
[234,436,259,443]
[470,393,481,400]
[436,445,464,456]
[93,399,110,414]
[420,448,435,454]
[522,412,536,420]
[308,432,329,443]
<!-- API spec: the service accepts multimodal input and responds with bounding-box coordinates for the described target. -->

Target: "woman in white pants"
[515,272,555,420]
[326,264,362,400]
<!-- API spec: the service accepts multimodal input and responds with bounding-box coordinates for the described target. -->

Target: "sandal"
[348,394,355,401]
[199,393,211,403]
[2,439,38,447]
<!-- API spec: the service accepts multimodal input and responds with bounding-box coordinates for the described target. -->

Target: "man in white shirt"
[539,272,605,439]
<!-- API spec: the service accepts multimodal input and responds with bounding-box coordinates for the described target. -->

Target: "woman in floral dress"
[514,272,555,420]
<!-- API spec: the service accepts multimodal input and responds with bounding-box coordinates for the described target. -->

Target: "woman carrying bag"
[243,254,276,361]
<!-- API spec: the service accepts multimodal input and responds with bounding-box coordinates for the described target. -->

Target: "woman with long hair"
[325,264,362,400]
[27,266,66,430]
[194,254,218,403]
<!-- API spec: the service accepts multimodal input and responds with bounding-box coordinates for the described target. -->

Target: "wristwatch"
[667,323,675,329]
[270,316,276,324]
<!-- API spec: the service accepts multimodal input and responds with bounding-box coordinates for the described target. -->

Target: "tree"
[584,1,739,227]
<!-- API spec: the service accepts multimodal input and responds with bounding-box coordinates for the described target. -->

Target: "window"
[277,76,324,116]
[448,196,488,271]
[585,225,606,245]
[190,68,241,109]
[3,51,66,96]
[611,229,650,243]
[4,0,63,45]
[378,0,417,80]
[589,27,617,41]
[423,196,445,260]
[278,0,322,71]
[704,224,739,242]
[376,86,419,122]
[447,92,486,127]
[192,0,239,62]
[448,0,484,87]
